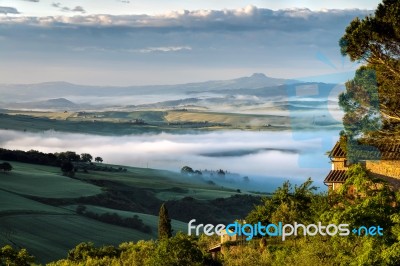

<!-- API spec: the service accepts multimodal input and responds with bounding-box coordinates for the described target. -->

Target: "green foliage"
[151,233,204,266]
[117,240,157,266]
[243,166,400,265]
[48,234,207,266]
[180,166,194,175]
[56,151,81,162]
[0,162,12,172]
[339,67,381,141]
[75,206,152,233]
[0,245,35,266]
[60,161,75,177]
[246,177,318,225]
[80,153,93,163]
[67,242,120,262]
[339,0,400,140]
[158,203,172,240]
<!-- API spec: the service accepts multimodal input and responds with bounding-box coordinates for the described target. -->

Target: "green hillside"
[64,205,188,238]
[0,160,260,263]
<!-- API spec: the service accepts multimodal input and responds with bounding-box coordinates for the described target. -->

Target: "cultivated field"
[0,160,254,263]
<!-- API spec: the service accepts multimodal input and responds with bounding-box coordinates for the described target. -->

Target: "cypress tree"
[158,203,172,240]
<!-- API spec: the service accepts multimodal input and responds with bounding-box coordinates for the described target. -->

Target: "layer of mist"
[0,129,341,191]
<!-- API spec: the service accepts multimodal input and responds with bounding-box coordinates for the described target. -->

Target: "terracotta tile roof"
[324,170,348,184]
[374,143,400,160]
[329,142,346,158]
[329,141,400,160]
[349,143,400,160]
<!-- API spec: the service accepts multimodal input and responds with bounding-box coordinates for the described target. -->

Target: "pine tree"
[158,203,172,240]
[339,0,400,141]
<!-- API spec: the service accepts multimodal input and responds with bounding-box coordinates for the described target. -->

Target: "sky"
[0,0,382,85]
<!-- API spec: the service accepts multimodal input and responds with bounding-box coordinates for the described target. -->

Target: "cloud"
[0,6,370,29]
[137,46,192,53]
[117,0,130,3]
[0,7,19,15]
[51,3,86,13]
[71,6,86,13]
[70,46,192,53]
[21,0,40,2]
[0,6,370,85]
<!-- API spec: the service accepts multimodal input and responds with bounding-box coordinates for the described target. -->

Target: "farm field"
[64,205,188,238]
[0,214,152,263]
[0,109,293,135]
[0,160,260,263]
[0,162,101,198]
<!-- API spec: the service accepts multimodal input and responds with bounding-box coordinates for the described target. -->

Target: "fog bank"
[0,129,340,188]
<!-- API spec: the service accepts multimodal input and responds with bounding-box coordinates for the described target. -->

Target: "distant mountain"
[0,73,299,102]
[0,98,82,110]
[188,82,338,100]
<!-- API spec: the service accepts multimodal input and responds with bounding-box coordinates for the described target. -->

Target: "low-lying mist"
[0,129,340,190]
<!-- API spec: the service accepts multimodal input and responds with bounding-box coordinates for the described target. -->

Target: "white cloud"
[0,6,370,28]
[70,45,192,53]
[51,3,86,14]
[0,7,19,15]
[137,46,192,53]
[0,6,369,84]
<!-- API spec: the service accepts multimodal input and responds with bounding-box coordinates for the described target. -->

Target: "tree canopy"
[339,0,400,141]
[80,153,93,163]
[0,162,12,172]
[158,203,172,240]
[181,166,194,175]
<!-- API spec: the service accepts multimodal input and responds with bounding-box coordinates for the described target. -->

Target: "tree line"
[0,148,103,167]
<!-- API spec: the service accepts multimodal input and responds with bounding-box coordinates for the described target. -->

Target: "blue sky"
[0,1,381,85]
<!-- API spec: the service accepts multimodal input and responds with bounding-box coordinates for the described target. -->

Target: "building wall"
[332,158,347,170]
[365,160,400,188]
[365,160,400,179]
[332,183,343,190]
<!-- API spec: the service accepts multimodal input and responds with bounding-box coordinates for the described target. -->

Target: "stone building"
[324,141,400,191]
[208,226,246,259]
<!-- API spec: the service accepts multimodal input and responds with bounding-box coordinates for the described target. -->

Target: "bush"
[0,162,12,172]
[61,161,75,177]
[0,245,35,266]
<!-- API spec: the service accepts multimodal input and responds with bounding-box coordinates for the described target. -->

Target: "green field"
[77,166,240,201]
[0,160,258,263]
[0,214,152,263]
[0,109,292,135]
[0,162,101,198]
[0,190,67,214]
[64,205,188,237]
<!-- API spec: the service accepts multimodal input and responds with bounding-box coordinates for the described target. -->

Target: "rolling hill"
[0,160,261,263]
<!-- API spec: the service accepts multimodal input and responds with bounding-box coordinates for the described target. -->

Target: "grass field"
[0,162,102,198]
[155,188,239,201]
[0,160,256,263]
[165,110,289,127]
[0,214,152,263]
[0,109,292,135]
[64,205,188,238]
[78,165,240,201]
[0,190,68,214]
